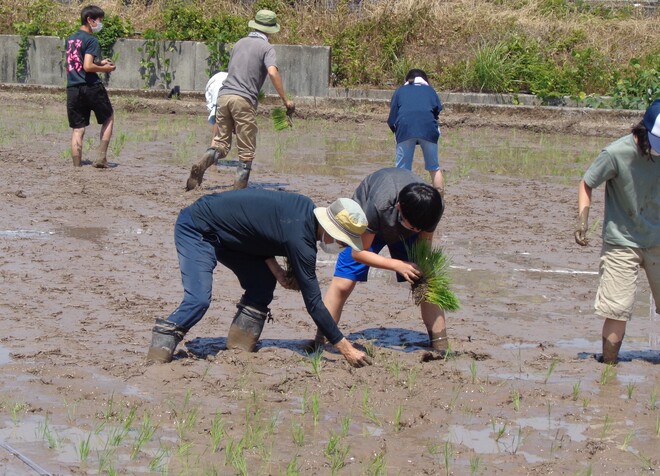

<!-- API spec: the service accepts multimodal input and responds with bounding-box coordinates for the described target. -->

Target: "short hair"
[398,183,443,231]
[632,119,653,159]
[405,69,429,84]
[81,5,105,25]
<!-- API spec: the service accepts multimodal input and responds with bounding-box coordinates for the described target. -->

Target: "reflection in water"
[59,226,107,245]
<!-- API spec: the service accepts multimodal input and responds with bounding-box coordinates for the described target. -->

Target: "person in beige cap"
[186,9,295,191]
[146,188,373,368]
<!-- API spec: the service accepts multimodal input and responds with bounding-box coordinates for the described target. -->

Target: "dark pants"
[166,207,277,331]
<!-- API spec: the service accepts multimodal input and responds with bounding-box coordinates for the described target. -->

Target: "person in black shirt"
[146,189,373,367]
[65,5,117,168]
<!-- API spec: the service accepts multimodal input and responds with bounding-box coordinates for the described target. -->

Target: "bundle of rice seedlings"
[405,239,460,311]
[271,106,292,131]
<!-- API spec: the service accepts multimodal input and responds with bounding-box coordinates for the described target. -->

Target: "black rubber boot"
[233,161,252,190]
[429,329,449,352]
[146,319,187,363]
[226,298,271,352]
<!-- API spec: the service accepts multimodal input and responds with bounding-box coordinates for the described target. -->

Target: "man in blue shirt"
[387,69,444,195]
[146,189,373,368]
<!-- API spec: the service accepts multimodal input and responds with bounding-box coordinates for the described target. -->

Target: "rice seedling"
[291,422,305,447]
[366,451,386,476]
[271,106,293,132]
[636,452,653,471]
[386,359,402,382]
[443,441,453,476]
[210,412,226,453]
[307,349,323,381]
[543,359,559,384]
[285,456,301,475]
[111,131,127,158]
[572,381,581,401]
[11,402,28,425]
[225,438,247,474]
[132,414,157,459]
[406,367,419,394]
[311,392,320,426]
[655,414,660,436]
[78,433,92,462]
[364,339,377,359]
[405,240,460,311]
[600,364,615,385]
[98,446,117,474]
[300,390,308,415]
[620,430,634,450]
[600,415,612,439]
[427,441,440,455]
[362,388,381,426]
[546,401,553,427]
[393,404,403,432]
[340,415,351,437]
[173,389,199,440]
[626,382,635,399]
[511,389,521,412]
[469,360,478,384]
[325,433,349,475]
[493,422,507,443]
[582,398,591,410]
[650,388,657,410]
[469,455,481,475]
[148,446,169,472]
[37,414,59,449]
[63,398,78,424]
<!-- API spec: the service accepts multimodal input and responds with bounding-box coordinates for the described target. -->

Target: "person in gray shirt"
[186,9,295,191]
[575,99,660,364]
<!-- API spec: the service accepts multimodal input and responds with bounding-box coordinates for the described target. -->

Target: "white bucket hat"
[314,198,368,251]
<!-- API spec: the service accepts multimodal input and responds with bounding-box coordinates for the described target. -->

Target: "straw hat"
[314,198,368,251]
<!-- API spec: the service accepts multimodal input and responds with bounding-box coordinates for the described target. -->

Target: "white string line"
[0,441,52,476]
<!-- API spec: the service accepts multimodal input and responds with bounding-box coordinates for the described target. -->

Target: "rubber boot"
[186,147,219,191]
[429,329,448,352]
[146,318,187,363]
[600,337,622,365]
[93,140,110,168]
[303,329,327,354]
[233,161,252,190]
[226,298,271,352]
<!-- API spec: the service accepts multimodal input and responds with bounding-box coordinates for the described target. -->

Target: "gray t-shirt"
[353,168,436,245]
[218,32,277,108]
[583,134,660,248]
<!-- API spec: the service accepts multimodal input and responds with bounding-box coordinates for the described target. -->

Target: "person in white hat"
[575,99,660,364]
[186,9,295,191]
[146,188,372,368]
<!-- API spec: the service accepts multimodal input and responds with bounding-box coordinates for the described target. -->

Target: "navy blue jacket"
[387,83,443,143]
[189,189,344,344]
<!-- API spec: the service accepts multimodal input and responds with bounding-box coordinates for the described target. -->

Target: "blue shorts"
[334,234,418,282]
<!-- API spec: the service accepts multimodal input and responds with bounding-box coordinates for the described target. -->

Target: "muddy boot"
[429,329,449,352]
[93,140,110,168]
[233,161,252,190]
[146,318,187,363]
[186,148,219,191]
[226,298,271,352]
[600,337,622,365]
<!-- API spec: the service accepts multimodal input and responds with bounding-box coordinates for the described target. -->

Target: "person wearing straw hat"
[186,9,295,191]
[146,189,372,368]
[575,99,660,364]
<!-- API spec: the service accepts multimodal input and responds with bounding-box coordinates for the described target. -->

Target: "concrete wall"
[0,35,330,97]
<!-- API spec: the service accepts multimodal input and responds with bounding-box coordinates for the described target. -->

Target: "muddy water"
[0,94,658,474]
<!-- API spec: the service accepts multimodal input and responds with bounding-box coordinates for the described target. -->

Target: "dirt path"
[0,89,657,475]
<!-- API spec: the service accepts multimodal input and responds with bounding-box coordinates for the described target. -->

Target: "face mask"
[319,232,343,254]
[91,21,103,33]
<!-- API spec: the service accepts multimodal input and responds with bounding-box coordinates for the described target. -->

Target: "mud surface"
[0,90,658,475]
